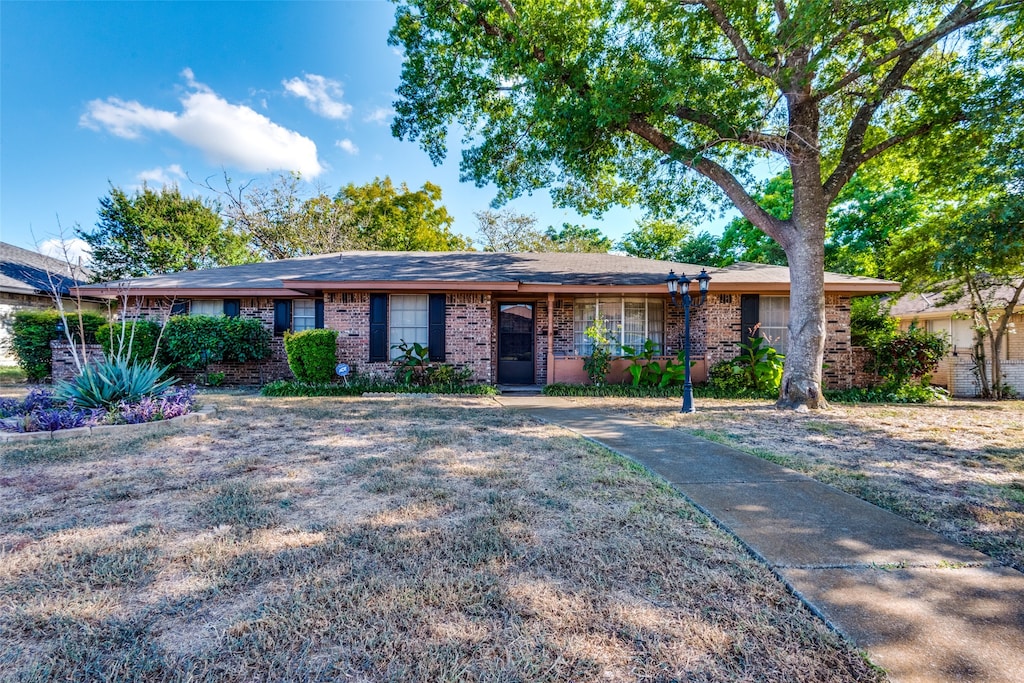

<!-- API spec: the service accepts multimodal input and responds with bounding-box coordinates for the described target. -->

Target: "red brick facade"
[90,289,862,388]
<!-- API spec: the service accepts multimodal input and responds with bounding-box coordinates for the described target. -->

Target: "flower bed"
[0,386,197,434]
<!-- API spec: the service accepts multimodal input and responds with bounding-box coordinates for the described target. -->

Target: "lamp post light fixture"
[666,268,712,413]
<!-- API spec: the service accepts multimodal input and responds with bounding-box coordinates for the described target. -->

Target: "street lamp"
[666,268,711,413]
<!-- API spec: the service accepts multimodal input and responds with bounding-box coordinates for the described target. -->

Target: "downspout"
[547,292,555,385]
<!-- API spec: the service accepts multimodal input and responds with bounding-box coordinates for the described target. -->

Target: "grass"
[0,366,27,385]
[568,396,1024,572]
[0,393,883,682]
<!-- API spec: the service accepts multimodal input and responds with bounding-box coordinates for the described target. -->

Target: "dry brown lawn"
[567,396,1024,572]
[0,393,882,682]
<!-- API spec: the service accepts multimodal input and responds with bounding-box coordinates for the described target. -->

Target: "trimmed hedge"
[10,310,107,382]
[97,321,162,365]
[542,382,778,400]
[261,379,498,397]
[284,329,339,383]
[161,315,271,369]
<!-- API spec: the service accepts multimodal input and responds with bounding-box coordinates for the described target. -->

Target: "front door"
[497,303,534,384]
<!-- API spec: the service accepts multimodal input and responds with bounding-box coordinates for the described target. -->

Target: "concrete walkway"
[496,395,1024,683]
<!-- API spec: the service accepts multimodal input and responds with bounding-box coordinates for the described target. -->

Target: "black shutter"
[740,294,759,345]
[428,294,446,361]
[315,299,325,329]
[369,294,387,362]
[170,300,188,317]
[274,300,292,336]
[223,299,241,318]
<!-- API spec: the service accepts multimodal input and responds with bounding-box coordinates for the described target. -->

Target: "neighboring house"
[891,285,1024,397]
[74,251,898,387]
[0,242,101,366]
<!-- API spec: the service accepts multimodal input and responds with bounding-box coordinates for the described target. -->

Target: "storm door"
[497,303,535,384]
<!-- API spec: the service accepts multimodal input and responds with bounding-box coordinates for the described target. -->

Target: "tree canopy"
[391,0,1024,408]
[476,209,610,252]
[80,184,254,281]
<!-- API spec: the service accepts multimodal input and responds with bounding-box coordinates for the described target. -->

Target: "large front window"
[573,297,664,355]
[189,300,224,317]
[390,294,429,359]
[759,296,789,354]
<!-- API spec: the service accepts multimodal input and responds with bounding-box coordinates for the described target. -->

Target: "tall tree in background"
[80,184,253,281]
[617,219,695,261]
[338,177,469,251]
[391,0,1023,409]
[211,173,469,256]
[542,223,611,252]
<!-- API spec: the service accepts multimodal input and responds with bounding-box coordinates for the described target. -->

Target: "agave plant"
[55,357,178,409]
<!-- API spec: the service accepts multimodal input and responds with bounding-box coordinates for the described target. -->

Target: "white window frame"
[759,296,789,354]
[189,299,224,317]
[292,299,317,332]
[573,297,664,355]
[389,294,429,359]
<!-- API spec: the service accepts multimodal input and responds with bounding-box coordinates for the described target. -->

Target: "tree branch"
[626,114,790,244]
[680,0,775,78]
[672,106,791,155]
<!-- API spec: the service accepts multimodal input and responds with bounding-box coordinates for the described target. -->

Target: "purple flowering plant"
[0,385,197,433]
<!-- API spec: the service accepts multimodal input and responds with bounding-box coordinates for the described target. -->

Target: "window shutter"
[170,300,189,317]
[428,294,446,361]
[740,294,759,346]
[223,299,241,318]
[274,300,292,336]
[369,294,387,362]
[315,300,325,329]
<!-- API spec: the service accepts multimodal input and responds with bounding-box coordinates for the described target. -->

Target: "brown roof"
[76,251,900,296]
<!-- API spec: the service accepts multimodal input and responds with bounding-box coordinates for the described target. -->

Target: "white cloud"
[282,74,352,120]
[80,70,323,176]
[137,164,185,186]
[336,139,359,155]
[364,106,395,125]
[37,238,93,267]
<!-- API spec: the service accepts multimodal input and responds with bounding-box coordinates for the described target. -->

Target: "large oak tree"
[389,0,1023,409]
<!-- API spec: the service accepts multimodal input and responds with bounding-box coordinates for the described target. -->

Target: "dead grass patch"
[0,393,882,682]
[569,396,1024,572]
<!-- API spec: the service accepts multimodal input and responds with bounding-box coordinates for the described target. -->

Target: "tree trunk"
[777,234,830,410]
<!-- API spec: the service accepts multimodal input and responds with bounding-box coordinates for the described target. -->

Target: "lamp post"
[666,268,711,413]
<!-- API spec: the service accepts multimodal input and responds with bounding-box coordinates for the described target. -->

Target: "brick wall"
[950,359,1024,397]
[50,341,106,382]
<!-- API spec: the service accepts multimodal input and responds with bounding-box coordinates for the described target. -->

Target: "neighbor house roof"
[891,282,1024,318]
[75,251,900,297]
[0,242,92,297]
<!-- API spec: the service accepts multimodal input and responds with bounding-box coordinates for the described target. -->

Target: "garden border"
[0,405,216,444]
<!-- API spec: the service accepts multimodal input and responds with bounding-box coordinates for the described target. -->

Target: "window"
[389,294,429,359]
[292,299,317,332]
[759,296,789,354]
[573,297,664,355]
[189,299,224,317]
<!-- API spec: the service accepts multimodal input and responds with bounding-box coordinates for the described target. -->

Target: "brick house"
[1,242,103,367]
[890,285,1024,397]
[73,251,898,387]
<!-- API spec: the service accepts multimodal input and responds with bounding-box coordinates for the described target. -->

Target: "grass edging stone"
[0,404,216,443]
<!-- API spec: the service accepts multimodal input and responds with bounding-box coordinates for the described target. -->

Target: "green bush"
[284,329,339,383]
[850,296,899,347]
[827,381,950,404]
[867,323,948,386]
[705,336,785,398]
[261,376,498,397]
[97,321,161,364]
[11,310,107,382]
[161,315,271,369]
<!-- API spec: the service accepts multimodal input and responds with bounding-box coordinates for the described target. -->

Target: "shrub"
[97,321,162,364]
[851,296,899,347]
[161,315,271,369]
[582,316,613,385]
[706,335,785,398]
[0,385,197,433]
[284,329,339,383]
[827,381,950,404]
[55,357,178,409]
[867,323,949,386]
[10,310,107,382]
[392,340,431,385]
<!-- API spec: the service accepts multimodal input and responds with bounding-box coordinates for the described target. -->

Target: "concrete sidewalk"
[496,395,1024,683]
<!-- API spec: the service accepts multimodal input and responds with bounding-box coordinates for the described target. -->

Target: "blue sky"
[1,1,730,259]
